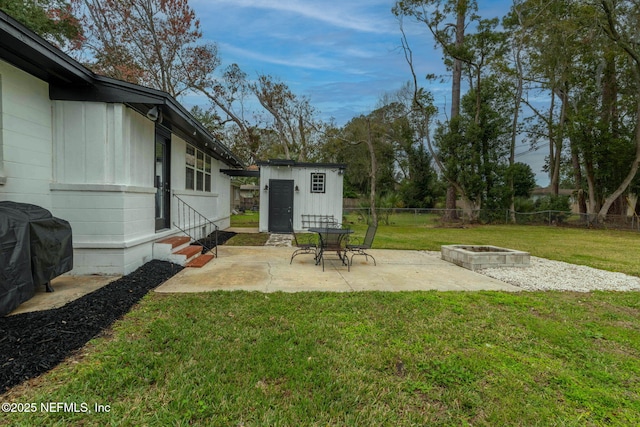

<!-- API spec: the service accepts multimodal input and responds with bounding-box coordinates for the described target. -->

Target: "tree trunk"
[551,85,569,196]
[509,17,525,223]
[584,151,598,215]
[445,186,458,220]
[547,91,558,195]
[598,97,640,220]
[570,139,587,214]
[451,8,465,118]
[366,120,378,226]
[443,7,466,221]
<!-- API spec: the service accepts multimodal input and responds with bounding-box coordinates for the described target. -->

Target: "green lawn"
[224,233,270,246]
[230,211,260,227]
[3,292,639,426]
[3,223,640,426]
[343,212,640,276]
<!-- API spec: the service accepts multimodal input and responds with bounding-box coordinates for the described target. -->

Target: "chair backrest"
[302,214,339,229]
[289,219,301,245]
[320,228,344,250]
[319,220,340,229]
[362,224,377,248]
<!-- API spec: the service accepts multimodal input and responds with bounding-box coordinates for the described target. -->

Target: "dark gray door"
[268,179,294,232]
[154,129,171,231]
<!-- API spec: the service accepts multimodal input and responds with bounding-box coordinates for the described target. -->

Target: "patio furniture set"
[290,218,377,271]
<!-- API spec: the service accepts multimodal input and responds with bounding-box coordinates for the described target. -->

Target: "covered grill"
[0,202,73,316]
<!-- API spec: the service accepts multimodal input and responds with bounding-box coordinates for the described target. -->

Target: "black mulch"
[0,231,239,392]
[0,260,183,393]
[192,230,236,253]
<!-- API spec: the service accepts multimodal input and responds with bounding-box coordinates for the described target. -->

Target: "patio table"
[308,227,353,271]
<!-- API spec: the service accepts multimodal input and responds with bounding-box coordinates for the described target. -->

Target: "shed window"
[311,173,326,193]
[186,144,211,192]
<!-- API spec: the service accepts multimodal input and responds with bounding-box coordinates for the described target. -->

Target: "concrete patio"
[8,244,521,315]
[155,246,521,293]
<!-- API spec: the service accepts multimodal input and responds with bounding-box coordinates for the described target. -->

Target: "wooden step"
[185,254,215,268]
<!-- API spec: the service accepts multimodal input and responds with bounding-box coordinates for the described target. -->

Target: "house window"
[185,144,211,192]
[311,173,326,193]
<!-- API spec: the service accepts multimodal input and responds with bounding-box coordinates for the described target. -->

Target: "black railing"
[173,194,219,258]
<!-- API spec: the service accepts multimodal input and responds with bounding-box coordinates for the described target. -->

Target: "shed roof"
[256,159,347,170]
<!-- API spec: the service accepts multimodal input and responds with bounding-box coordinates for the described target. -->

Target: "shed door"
[268,179,294,233]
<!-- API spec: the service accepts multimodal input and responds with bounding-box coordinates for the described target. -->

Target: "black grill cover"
[0,202,73,316]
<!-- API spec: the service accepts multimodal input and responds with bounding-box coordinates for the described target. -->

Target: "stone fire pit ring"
[441,245,530,271]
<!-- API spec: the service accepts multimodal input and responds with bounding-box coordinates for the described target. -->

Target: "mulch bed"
[192,230,237,253]
[0,260,183,393]
[0,229,239,393]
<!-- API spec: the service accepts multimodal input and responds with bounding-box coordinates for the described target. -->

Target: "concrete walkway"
[9,274,120,315]
[155,246,520,293]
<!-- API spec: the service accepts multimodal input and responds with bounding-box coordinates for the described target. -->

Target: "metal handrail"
[173,194,219,258]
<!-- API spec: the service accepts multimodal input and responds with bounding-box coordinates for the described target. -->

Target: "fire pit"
[441,245,530,271]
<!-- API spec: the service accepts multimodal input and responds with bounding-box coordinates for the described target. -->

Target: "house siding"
[47,101,159,274]
[1,34,239,275]
[0,59,53,208]
[53,101,154,186]
[170,135,232,233]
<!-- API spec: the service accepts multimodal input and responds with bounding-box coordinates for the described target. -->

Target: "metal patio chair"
[346,224,377,267]
[317,226,351,271]
[289,220,318,264]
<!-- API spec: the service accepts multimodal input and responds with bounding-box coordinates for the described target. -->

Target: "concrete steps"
[153,236,214,268]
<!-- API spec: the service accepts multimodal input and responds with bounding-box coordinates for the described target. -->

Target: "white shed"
[257,160,346,233]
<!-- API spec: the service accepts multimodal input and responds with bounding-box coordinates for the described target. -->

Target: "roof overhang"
[0,10,244,170]
[48,77,244,169]
[221,169,260,177]
[0,11,92,86]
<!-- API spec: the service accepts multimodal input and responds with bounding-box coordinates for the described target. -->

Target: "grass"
[224,233,270,246]
[230,211,260,227]
[3,220,640,425]
[3,292,639,426]
[230,211,640,276]
[342,212,640,277]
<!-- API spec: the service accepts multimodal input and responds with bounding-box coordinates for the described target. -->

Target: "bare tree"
[79,0,216,98]
[251,74,323,162]
[596,0,640,220]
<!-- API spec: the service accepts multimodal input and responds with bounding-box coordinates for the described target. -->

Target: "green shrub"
[534,195,572,223]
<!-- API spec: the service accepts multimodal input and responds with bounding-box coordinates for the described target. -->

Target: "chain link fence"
[342,208,640,231]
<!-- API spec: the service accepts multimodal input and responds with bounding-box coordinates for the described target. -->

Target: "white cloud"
[196,0,397,34]
[219,42,342,71]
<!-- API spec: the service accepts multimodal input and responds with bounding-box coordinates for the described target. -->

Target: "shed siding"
[259,164,343,232]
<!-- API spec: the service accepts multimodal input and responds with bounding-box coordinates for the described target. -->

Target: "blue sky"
[188,0,549,185]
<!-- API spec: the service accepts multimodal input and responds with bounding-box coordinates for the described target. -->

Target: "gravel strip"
[424,251,640,292]
[478,257,640,292]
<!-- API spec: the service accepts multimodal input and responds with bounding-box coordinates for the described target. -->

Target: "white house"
[257,160,346,233]
[0,11,244,275]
